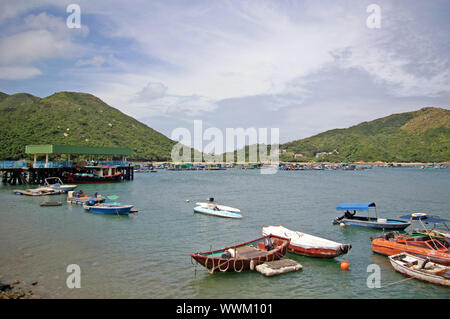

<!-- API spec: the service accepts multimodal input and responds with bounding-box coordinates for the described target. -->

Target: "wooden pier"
[1,166,134,185]
[1,144,134,185]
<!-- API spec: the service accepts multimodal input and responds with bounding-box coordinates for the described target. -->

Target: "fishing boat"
[332,202,410,230]
[67,190,105,205]
[399,213,450,240]
[14,187,62,196]
[44,177,77,192]
[193,205,243,219]
[261,225,352,258]
[371,233,450,265]
[389,253,450,287]
[64,166,122,184]
[190,235,290,273]
[82,201,134,215]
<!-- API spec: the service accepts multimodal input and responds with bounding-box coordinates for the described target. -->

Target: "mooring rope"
[379,277,415,288]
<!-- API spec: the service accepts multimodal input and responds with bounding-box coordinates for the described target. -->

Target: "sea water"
[0,168,449,298]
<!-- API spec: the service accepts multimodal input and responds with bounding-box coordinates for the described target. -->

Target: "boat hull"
[389,253,450,287]
[83,204,133,215]
[193,206,243,219]
[371,237,450,266]
[335,217,410,230]
[65,172,122,184]
[190,235,290,273]
[262,225,351,258]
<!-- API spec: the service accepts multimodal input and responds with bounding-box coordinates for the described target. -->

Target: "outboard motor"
[264,238,274,251]
[338,244,352,255]
[333,215,345,225]
[419,257,431,270]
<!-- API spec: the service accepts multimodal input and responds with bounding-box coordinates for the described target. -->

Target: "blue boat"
[83,201,134,215]
[332,202,410,229]
[193,205,243,219]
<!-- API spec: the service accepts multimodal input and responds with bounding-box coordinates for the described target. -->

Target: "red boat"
[65,166,122,184]
[371,233,450,266]
[190,235,290,273]
[262,225,351,258]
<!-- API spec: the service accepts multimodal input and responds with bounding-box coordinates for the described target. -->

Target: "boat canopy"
[336,202,376,211]
[398,213,448,223]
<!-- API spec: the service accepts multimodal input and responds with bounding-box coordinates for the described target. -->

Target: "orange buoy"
[340,260,349,270]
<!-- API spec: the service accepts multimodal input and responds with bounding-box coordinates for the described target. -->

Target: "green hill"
[0,91,176,161]
[281,107,450,163]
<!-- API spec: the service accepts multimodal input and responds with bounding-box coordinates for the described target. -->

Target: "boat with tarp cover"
[190,235,290,273]
[332,202,410,229]
[262,225,352,258]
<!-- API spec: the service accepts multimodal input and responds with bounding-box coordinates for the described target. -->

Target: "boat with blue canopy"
[399,213,449,239]
[333,202,410,229]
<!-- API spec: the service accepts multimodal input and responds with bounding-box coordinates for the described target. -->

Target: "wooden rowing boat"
[190,235,290,273]
[262,225,352,258]
[389,253,450,287]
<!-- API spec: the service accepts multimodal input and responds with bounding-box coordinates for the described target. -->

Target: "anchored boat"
[64,166,122,184]
[44,177,77,192]
[262,225,351,258]
[190,235,290,273]
[389,253,450,287]
[14,187,62,196]
[371,233,450,265]
[82,201,134,215]
[399,213,449,240]
[333,202,410,230]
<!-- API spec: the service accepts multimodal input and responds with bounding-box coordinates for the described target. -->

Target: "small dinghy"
[194,197,242,218]
[190,235,290,273]
[83,201,134,215]
[196,201,241,213]
[40,201,62,207]
[389,252,450,287]
[193,205,243,219]
[262,225,352,258]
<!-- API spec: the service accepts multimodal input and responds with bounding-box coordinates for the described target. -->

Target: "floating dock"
[255,259,303,277]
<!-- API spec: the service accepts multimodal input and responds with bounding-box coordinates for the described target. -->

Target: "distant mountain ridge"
[0,91,448,162]
[280,107,450,162]
[0,91,176,160]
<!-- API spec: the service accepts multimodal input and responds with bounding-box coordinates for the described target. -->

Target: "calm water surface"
[0,168,449,298]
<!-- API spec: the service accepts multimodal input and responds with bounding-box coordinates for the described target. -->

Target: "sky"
[0,0,449,150]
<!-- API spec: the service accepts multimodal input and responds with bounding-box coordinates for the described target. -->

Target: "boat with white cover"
[262,225,352,258]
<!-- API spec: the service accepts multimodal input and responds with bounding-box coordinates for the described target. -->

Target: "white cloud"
[75,56,106,68]
[0,65,42,80]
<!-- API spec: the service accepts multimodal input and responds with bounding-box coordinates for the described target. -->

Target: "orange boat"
[371,233,450,266]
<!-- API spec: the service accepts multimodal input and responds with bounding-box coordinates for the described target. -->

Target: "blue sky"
[0,0,449,147]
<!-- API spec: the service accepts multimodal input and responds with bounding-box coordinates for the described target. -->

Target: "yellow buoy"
[339,222,345,227]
